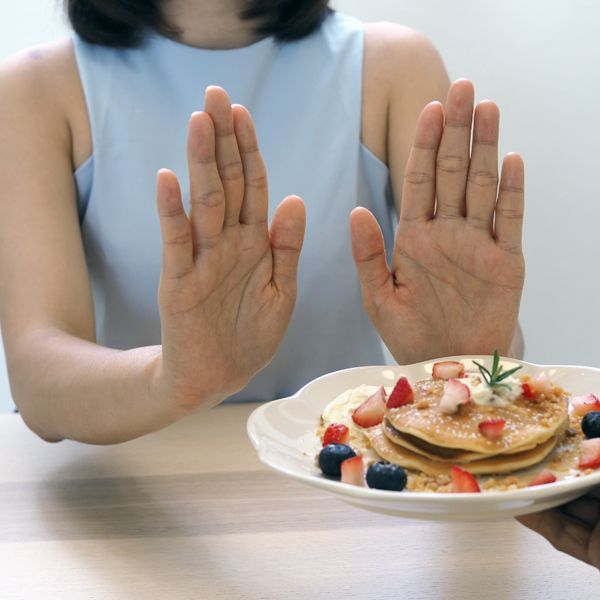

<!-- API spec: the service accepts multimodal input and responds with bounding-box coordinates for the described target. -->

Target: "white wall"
[1,1,67,51]
[1,0,599,411]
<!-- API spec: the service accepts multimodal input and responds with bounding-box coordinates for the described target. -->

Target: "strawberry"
[450,466,481,493]
[341,455,364,486]
[528,468,557,487]
[352,386,386,428]
[572,394,600,417]
[387,377,414,409]
[439,379,471,415]
[579,438,600,469]
[478,418,506,441]
[432,360,465,380]
[322,423,350,447]
[521,382,537,400]
[528,374,553,396]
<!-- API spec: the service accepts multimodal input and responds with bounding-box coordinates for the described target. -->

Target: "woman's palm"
[156,87,305,407]
[351,80,525,364]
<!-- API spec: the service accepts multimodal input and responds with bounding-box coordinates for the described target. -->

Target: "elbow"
[13,396,65,443]
[9,367,64,443]
[6,338,65,443]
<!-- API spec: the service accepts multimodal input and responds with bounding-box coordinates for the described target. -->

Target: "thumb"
[270,195,306,292]
[350,207,392,307]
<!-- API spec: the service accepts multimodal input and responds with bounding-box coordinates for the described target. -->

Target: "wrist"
[146,348,239,414]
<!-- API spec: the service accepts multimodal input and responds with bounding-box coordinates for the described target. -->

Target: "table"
[0,403,597,599]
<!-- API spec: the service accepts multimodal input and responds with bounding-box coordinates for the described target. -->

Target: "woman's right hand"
[153,86,306,410]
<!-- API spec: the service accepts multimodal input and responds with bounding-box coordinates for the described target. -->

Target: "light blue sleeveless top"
[73,11,396,402]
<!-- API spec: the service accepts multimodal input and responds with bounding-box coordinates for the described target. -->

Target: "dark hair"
[66,0,331,48]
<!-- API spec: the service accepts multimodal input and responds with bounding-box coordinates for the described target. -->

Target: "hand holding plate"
[517,488,600,569]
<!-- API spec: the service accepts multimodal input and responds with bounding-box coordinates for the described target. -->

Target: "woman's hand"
[350,80,524,364]
[153,86,306,409]
[517,489,600,569]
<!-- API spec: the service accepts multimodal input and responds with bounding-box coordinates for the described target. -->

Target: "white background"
[1,0,599,412]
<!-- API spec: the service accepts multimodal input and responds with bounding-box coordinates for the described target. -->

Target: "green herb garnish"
[473,350,522,390]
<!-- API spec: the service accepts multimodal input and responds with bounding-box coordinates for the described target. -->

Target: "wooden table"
[0,403,596,599]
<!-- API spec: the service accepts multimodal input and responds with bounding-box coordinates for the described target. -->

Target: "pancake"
[365,425,559,476]
[383,419,543,463]
[386,379,569,455]
[383,419,488,462]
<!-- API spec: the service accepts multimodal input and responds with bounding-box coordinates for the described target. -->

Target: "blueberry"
[366,461,407,491]
[582,411,600,439]
[318,444,356,477]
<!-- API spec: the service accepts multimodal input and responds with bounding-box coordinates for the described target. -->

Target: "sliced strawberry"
[579,438,600,469]
[572,394,600,417]
[528,374,553,396]
[451,466,481,493]
[478,418,506,441]
[341,456,364,486]
[521,382,537,400]
[387,377,414,409]
[322,423,350,447]
[352,386,386,428]
[528,468,557,487]
[432,360,465,380]
[439,379,471,415]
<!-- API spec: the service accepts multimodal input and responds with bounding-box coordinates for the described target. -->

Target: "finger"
[232,104,268,229]
[270,196,306,293]
[466,101,500,230]
[517,510,592,566]
[204,86,244,227]
[400,102,444,223]
[156,169,194,278]
[561,496,600,529]
[350,207,392,308]
[435,79,475,219]
[494,152,525,254]
[187,111,226,250]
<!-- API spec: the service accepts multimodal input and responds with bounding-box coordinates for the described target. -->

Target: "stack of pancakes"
[365,379,569,476]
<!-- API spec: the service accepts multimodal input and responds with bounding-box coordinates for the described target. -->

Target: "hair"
[66,0,332,48]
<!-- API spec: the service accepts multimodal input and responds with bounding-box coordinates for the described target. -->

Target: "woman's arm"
[0,44,305,444]
[363,23,450,198]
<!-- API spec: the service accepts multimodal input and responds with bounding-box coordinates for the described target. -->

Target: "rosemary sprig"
[472,350,522,390]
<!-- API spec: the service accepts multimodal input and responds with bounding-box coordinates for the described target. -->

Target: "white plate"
[247,357,600,521]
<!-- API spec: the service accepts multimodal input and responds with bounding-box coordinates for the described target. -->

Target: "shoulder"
[0,39,89,168]
[364,22,445,70]
[361,22,449,164]
[364,21,448,96]
[0,39,75,118]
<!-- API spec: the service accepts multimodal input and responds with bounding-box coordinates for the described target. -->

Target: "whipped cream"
[321,385,392,429]
[320,385,393,456]
[460,373,522,407]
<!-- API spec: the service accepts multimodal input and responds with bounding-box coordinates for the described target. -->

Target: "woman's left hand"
[350,80,525,364]
[517,489,600,569]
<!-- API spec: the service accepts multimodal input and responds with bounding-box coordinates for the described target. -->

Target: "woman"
[0,0,524,444]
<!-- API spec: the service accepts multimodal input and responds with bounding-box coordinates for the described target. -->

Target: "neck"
[163,0,264,49]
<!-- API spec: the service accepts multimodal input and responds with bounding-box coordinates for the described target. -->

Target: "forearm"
[8,328,190,444]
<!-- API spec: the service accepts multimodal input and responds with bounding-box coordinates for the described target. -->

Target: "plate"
[246,357,600,521]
